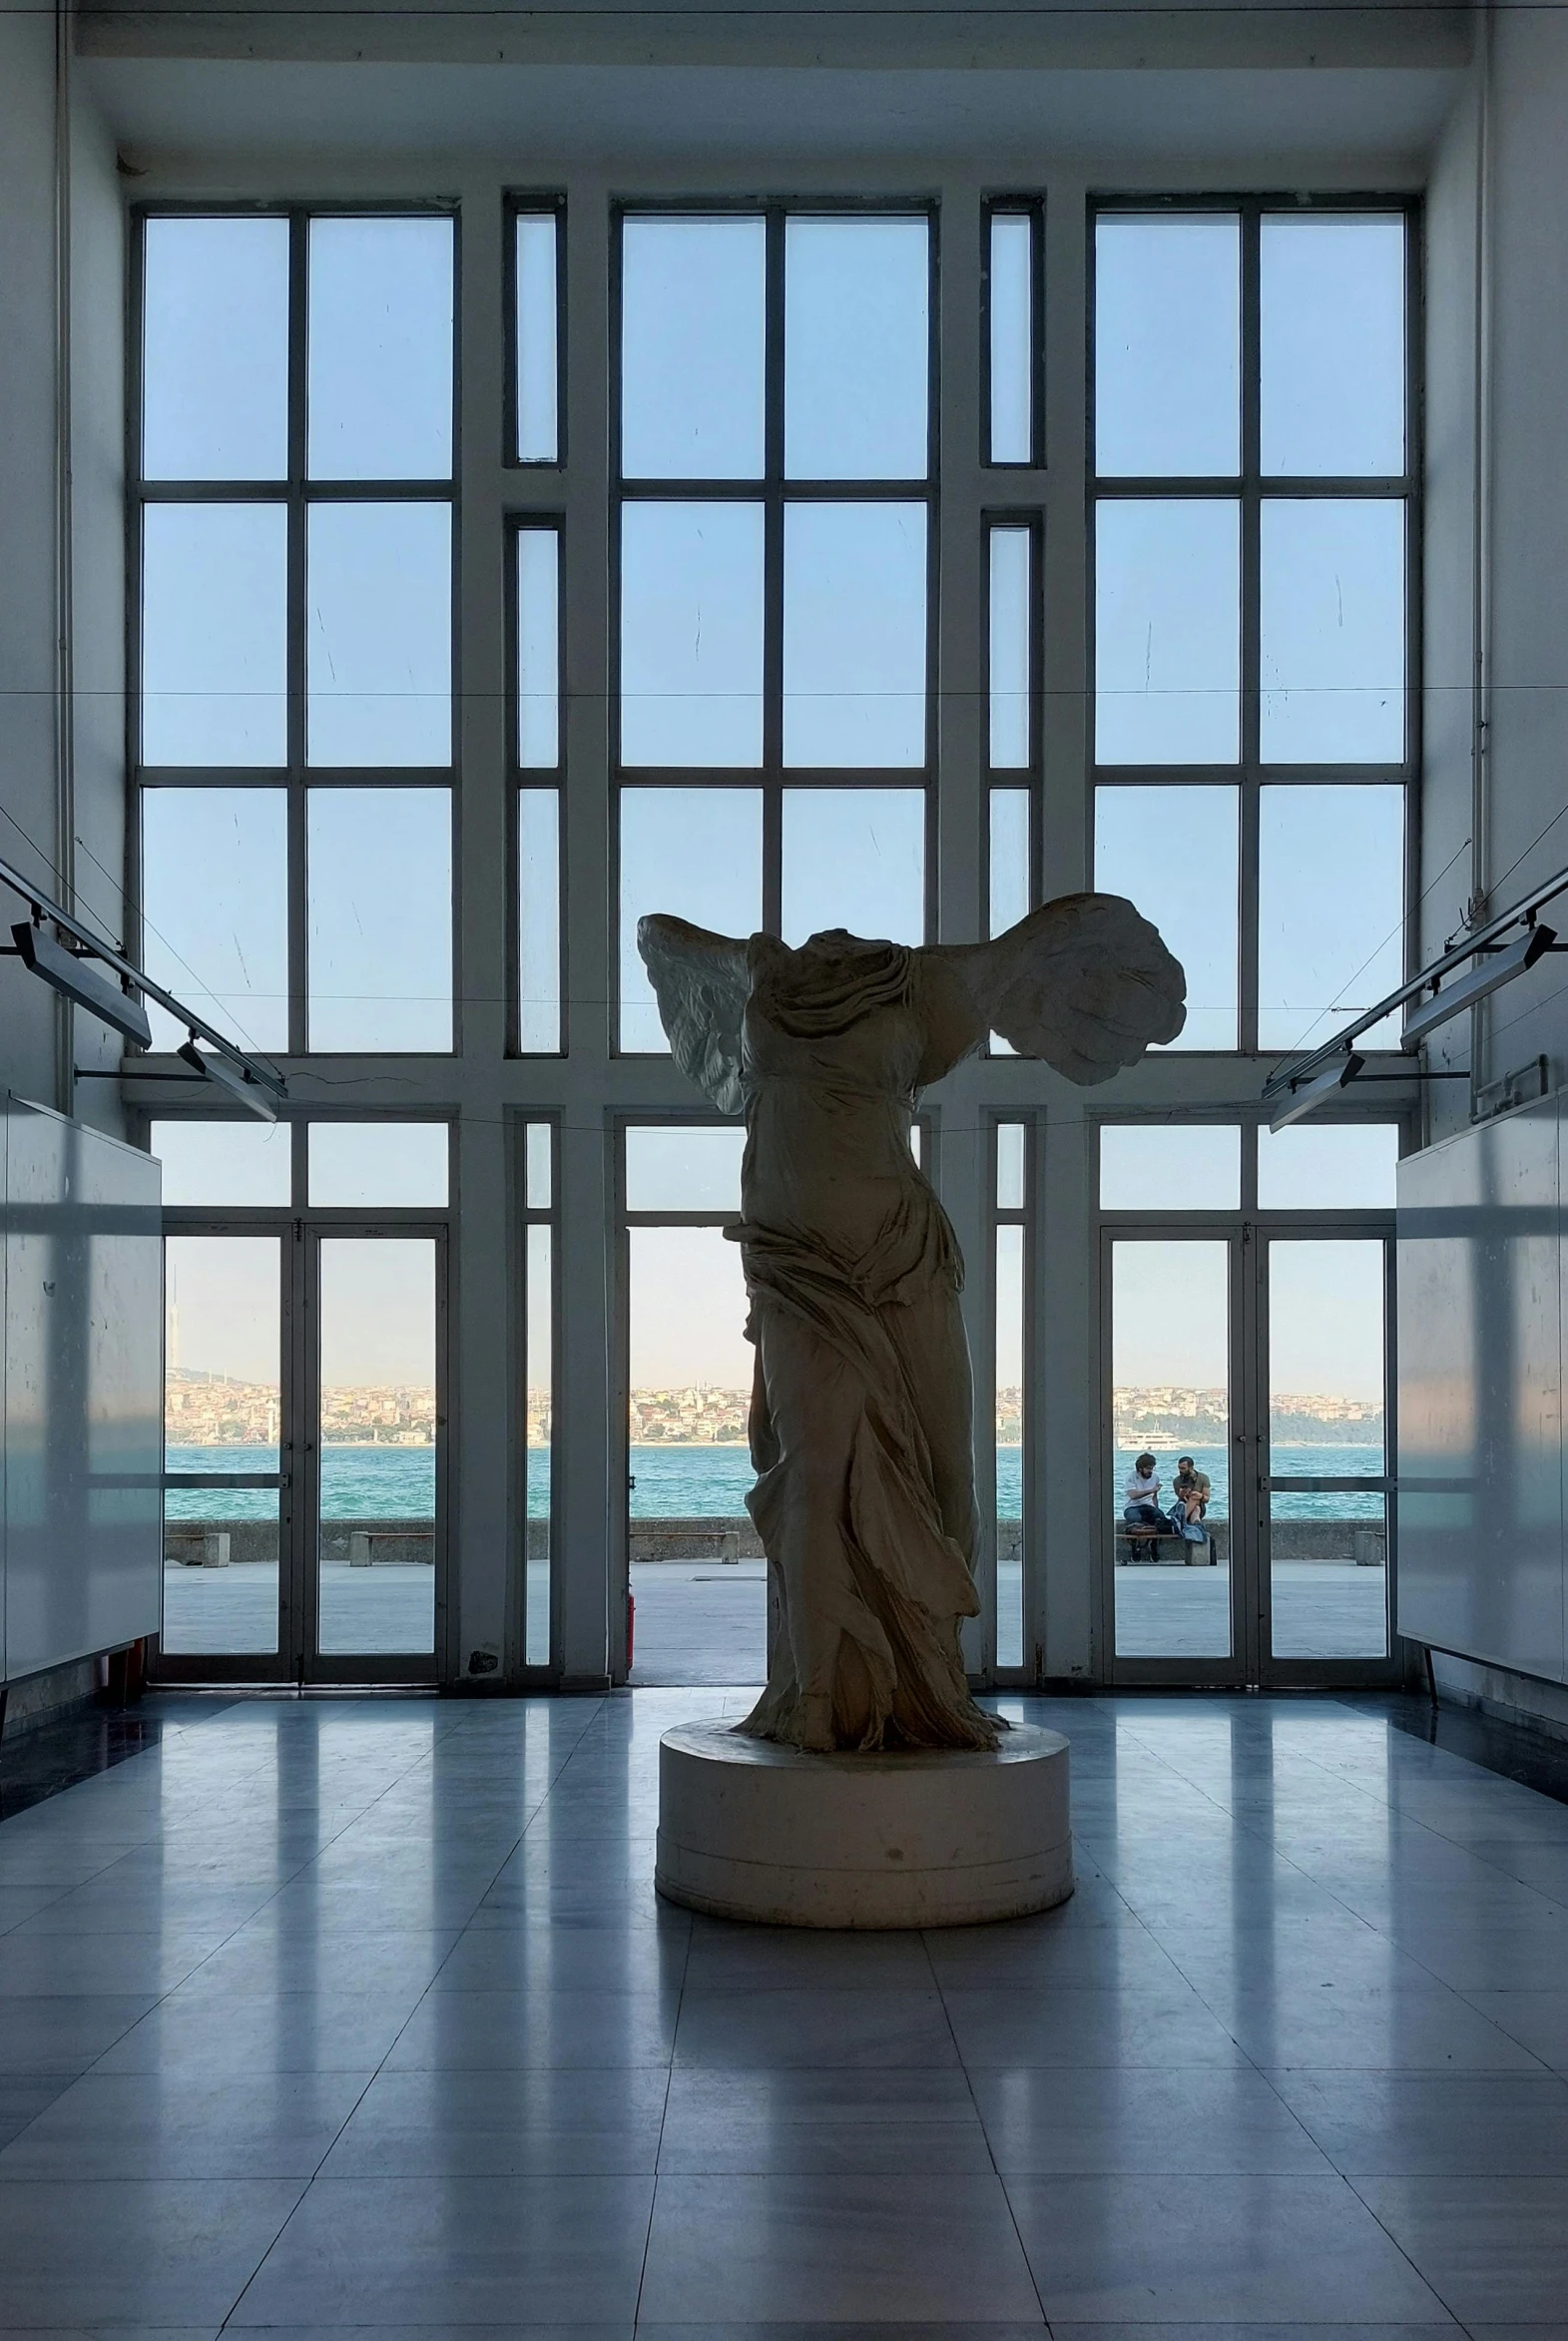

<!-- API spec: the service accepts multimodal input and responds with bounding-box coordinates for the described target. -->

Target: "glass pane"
[317,1238,437,1656]
[1269,1237,1385,1474]
[307,216,453,481]
[620,788,763,1052]
[1261,501,1405,765]
[515,213,560,464]
[990,788,1030,937]
[989,213,1034,465]
[1261,216,1405,478]
[306,503,452,767]
[996,1122,1026,1211]
[524,1122,552,1212]
[1100,1124,1241,1211]
[1259,784,1404,1052]
[518,788,562,1053]
[1095,501,1240,765]
[525,1222,552,1665]
[784,216,928,480]
[782,788,924,945]
[142,505,287,767]
[626,1126,745,1214]
[628,1225,762,1688]
[1112,1239,1231,1659]
[141,787,288,1053]
[1095,216,1240,477]
[989,526,1031,770]
[152,1120,290,1209]
[620,502,765,767]
[1095,786,1237,1049]
[1269,1237,1388,1659]
[142,217,289,482]
[1257,1123,1399,1211]
[516,528,560,769]
[783,503,927,767]
[163,1235,279,1656]
[307,787,452,1052]
[307,1123,449,1207]
[996,1222,1025,1668]
[621,217,766,479]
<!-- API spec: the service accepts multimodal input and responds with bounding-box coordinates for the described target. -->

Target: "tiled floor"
[0,1688,1567,2334]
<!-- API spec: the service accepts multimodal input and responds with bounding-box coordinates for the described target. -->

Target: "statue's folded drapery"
[638,897,1185,1753]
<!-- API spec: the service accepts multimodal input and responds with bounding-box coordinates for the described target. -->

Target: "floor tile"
[638,2172,1042,2322]
[0,1997,157,2076]
[0,2070,374,2179]
[1267,2069,1568,2173]
[1350,2173,1568,2322]
[970,2065,1330,2173]
[0,2178,305,2325]
[1463,1992,1568,2070]
[90,1991,415,2077]
[1203,1981,1548,2070]
[318,2066,670,2175]
[673,1987,958,2068]
[658,2065,988,2174]
[230,2174,654,2324]
[384,1989,678,2070]
[942,1982,1247,2068]
[1005,2173,1450,2321]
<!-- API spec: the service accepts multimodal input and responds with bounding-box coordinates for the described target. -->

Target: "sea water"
[167,1441,1384,1521]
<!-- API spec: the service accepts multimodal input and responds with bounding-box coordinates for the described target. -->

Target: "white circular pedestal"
[656,1720,1072,1929]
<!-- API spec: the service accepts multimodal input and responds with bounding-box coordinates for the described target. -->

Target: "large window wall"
[130,178,1420,1690]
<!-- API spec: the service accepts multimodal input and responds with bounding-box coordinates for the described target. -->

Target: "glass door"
[302,1231,444,1683]
[1262,1233,1394,1675]
[1107,1234,1243,1680]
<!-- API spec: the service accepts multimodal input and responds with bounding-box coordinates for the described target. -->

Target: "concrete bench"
[167,1529,231,1568]
[347,1529,435,1567]
[630,1526,741,1565]
[1117,1524,1217,1567]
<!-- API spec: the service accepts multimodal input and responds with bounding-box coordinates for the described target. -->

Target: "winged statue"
[638,897,1186,1755]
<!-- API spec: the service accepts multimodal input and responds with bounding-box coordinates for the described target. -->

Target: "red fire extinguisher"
[626,1590,636,1673]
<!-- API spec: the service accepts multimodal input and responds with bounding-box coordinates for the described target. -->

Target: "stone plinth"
[655,1720,1072,1929]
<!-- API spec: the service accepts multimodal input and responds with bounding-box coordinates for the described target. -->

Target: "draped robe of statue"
[639,895,1186,1755]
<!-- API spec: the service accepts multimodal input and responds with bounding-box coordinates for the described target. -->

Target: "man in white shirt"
[1124,1452,1167,1530]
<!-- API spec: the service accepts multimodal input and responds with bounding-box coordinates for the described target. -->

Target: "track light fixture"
[1269,1051,1365,1134]
[1401,923,1557,1048]
[177,1039,278,1122]
[12,920,153,1048]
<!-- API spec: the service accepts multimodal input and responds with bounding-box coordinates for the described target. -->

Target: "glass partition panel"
[988,525,1031,769]
[1100,1124,1241,1211]
[162,1234,280,1656]
[142,504,287,767]
[515,212,560,464]
[1268,1237,1388,1659]
[1095,216,1241,477]
[995,1220,1025,1669]
[988,212,1035,465]
[1095,500,1240,766]
[152,1120,291,1210]
[1111,1238,1231,1659]
[781,788,924,946]
[619,787,763,1051]
[1257,1122,1399,1211]
[783,502,927,767]
[627,1225,762,1687]
[1094,786,1238,1049]
[306,503,452,767]
[620,501,765,767]
[1261,215,1405,478]
[518,788,562,1053]
[307,788,452,1052]
[1259,784,1404,1052]
[784,217,928,481]
[307,1123,449,1208]
[142,216,289,482]
[622,216,766,480]
[516,526,560,769]
[306,216,453,481]
[525,1212,553,1667]
[626,1126,745,1214]
[1260,501,1405,766]
[316,1237,437,1656]
[141,787,288,1053]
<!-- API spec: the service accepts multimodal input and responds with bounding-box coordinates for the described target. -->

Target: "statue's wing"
[636,913,753,1114]
[918,893,1186,1084]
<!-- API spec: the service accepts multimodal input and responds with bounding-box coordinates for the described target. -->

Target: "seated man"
[1123,1452,1167,1532]
[1172,1455,1211,1543]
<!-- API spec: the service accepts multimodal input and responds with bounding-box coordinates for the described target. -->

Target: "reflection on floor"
[1,1688,1567,2326]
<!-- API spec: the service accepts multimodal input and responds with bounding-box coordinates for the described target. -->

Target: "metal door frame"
[151,1213,448,1687]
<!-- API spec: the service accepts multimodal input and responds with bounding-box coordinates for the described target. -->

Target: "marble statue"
[639,896,1185,1756]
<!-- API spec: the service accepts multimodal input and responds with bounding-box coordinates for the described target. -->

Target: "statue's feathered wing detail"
[636,913,752,1114]
[919,893,1187,1084]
